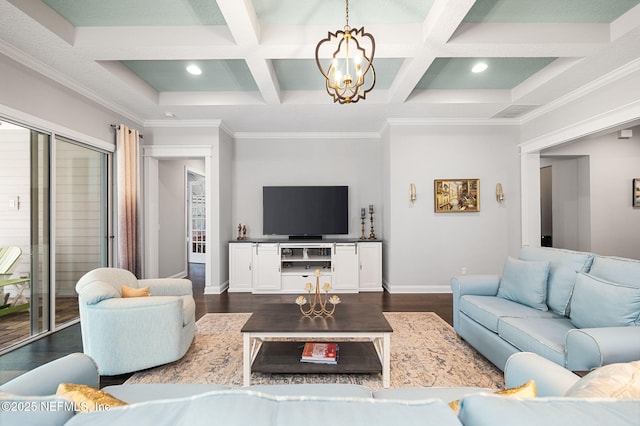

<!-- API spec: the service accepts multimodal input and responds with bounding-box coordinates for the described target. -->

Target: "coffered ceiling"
[1,0,639,134]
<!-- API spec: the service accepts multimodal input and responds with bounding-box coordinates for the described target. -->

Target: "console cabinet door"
[253,243,281,291]
[229,243,253,292]
[333,243,359,291]
[358,242,382,291]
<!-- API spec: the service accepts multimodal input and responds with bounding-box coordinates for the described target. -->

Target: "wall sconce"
[496,183,504,203]
[410,183,416,202]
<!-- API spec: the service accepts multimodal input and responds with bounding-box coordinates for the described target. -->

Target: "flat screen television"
[263,186,348,238]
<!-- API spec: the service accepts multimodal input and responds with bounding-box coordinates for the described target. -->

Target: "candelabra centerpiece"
[295,269,341,318]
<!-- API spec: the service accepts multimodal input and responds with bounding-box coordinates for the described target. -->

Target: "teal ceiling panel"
[253,0,434,25]
[463,0,640,23]
[121,60,258,92]
[42,0,226,26]
[416,58,557,90]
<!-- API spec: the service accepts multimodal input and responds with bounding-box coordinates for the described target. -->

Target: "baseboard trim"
[383,283,452,293]
[204,280,229,295]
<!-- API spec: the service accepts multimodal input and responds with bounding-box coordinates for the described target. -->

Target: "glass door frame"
[0,114,114,353]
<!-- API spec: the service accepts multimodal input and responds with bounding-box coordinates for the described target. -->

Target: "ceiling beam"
[5,0,75,45]
[216,0,281,104]
[388,0,476,103]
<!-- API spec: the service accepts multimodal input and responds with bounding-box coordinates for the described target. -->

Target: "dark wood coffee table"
[241,303,393,387]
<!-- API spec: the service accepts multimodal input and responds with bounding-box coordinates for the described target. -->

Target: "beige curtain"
[116,125,139,275]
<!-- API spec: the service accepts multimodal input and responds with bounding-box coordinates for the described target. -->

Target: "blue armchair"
[75,268,196,375]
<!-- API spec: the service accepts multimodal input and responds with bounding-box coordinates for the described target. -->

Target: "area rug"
[125,312,503,391]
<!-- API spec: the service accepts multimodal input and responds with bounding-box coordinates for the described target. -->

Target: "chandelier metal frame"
[314,0,376,104]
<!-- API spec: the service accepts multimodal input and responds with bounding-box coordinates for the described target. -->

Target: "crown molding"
[144,119,223,128]
[232,131,382,140]
[0,40,145,126]
[521,57,640,124]
[385,117,519,127]
[519,98,640,153]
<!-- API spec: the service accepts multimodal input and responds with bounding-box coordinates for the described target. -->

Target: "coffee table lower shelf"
[251,341,382,374]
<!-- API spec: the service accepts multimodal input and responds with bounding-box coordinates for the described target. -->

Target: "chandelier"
[314,0,376,104]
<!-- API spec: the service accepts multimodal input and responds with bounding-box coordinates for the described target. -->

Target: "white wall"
[0,53,132,145]
[384,124,521,292]
[217,130,233,288]
[232,137,383,240]
[542,127,640,259]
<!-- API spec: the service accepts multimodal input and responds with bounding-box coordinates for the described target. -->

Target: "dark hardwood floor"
[0,263,453,388]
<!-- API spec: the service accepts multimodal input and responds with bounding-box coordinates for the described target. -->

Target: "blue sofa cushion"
[498,317,574,366]
[570,272,640,328]
[373,386,491,401]
[460,296,558,333]
[245,384,373,398]
[588,256,640,287]
[497,257,550,311]
[457,394,640,426]
[518,246,594,316]
[102,384,231,404]
[65,390,463,426]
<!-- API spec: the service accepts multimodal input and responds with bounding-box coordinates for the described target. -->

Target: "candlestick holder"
[295,270,340,318]
[368,206,376,240]
[360,216,366,240]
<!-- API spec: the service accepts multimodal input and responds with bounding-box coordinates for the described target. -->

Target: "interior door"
[188,175,206,264]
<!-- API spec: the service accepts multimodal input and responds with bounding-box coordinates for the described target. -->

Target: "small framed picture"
[633,178,640,208]
[434,179,480,213]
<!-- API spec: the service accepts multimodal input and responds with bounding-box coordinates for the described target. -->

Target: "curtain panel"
[116,125,139,276]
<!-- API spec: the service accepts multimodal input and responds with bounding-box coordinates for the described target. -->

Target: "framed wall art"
[634,178,640,208]
[434,179,480,213]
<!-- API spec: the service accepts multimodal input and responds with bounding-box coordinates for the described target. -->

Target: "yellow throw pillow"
[449,380,537,414]
[121,284,150,298]
[56,383,127,413]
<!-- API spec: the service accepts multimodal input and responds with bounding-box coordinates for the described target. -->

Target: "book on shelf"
[300,342,338,365]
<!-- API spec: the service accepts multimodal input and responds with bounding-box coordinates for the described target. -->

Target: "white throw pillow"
[565,360,640,398]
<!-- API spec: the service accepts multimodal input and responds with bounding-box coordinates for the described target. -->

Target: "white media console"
[229,240,382,293]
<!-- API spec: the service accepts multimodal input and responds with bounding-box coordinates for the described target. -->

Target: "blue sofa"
[1,352,637,425]
[451,246,640,371]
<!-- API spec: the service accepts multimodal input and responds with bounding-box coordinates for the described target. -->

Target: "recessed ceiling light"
[471,62,488,73]
[163,112,176,118]
[186,64,202,75]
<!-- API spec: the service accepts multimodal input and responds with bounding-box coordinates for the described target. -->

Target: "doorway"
[539,156,591,252]
[187,169,206,264]
[143,145,213,288]
[540,166,552,247]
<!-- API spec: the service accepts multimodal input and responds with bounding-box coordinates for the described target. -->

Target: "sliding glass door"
[54,138,109,327]
[0,120,111,352]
